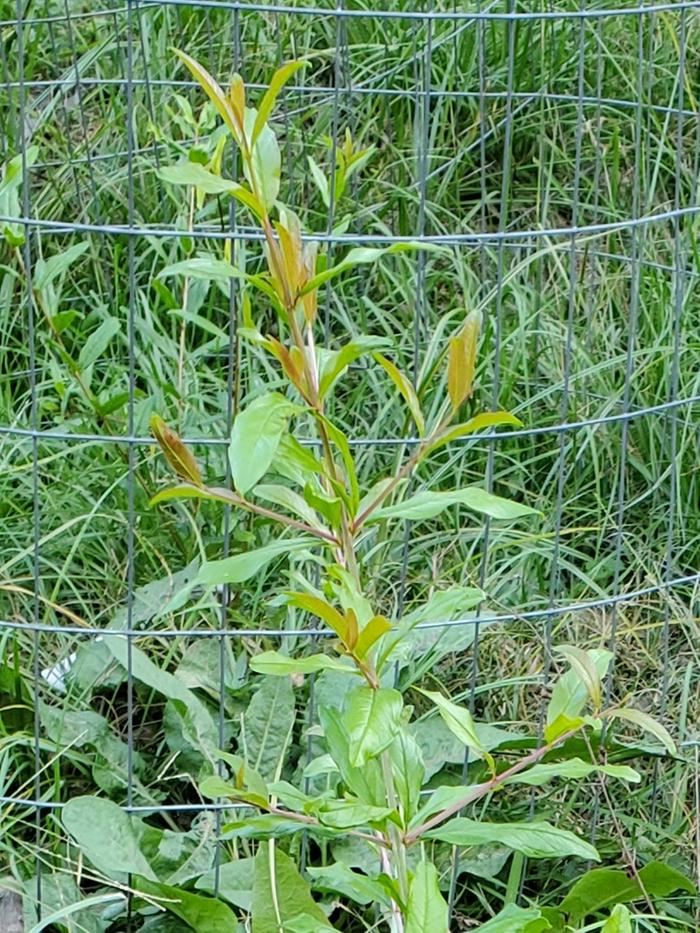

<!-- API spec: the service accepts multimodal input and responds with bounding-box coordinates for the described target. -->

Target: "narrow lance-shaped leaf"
[447,309,481,410]
[354,615,392,660]
[418,688,494,771]
[196,537,315,587]
[607,706,676,756]
[370,487,539,524]
[150,414,202,486]
[249,651,356,677]
[158,161,264,218]
[374,353,425,435]
[555,645,603,710]
[299,241,445,296]
[286,592,347,641]
[228,73,245,127]
[426,411,522,455]
[173,48,243,145]
[251,847,328,931]
[422,818,600,862]
[252,60,306,146]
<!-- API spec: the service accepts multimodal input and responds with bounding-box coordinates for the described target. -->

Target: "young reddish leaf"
[228,72,245,126]
[286,592,348,641]
[149,415,202,486]
[344,608,359,651]
[354,615,392,660]
[447,309,481,411]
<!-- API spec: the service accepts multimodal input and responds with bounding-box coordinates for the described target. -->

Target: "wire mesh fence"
[1,0,699,927]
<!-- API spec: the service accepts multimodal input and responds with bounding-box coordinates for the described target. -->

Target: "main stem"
[314,412,408,923]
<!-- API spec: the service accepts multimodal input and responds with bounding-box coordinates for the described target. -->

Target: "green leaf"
[149,483,224,507]
[77,317,120,370]
[253,483,322,528]
[244,109,280,210]
[252,60,306,145]
[505,758,640,786]
[198,774,267,809]
[249,651,356,677]
[423,818,599,861]
[251,846,327,932]
[546,649,613,741]
[307,155,329,207]
[196,537,315,587]
[303,483,342,529]
[473,904,551,932]
[159,256,242,282]
[283,915,337,932]
[608,707,676,755]
[318,335,392,399]
[158,161,264,216]
[223,814,329,840]
[159,160,238,193]
[229,392,301,493]
[62,796,156,881]
[354,615,392,660]
[286,592,348,640]
[602,904,632,933]
[413,718,519,782]
[389,729,425,822]
[174,49,242,142]
[319,706,384,805]
[370,487,539,523]
[244,676,296,782]
[272,435,324,485]
[195,857,256,910]
[34,242,89,294]
[308,863,389,907]
[317,798,394,829]
[411,784,479,826]
[26,892,125,933]
[374,354,425,435]
[0,147,39,245]
[426,411,523,454]
[418,689,493,770]
[343,687,403,767]
[104,635,218,760]
[168,308,229,341]
[555,645,604,709]
[558,860,694,921]
[300,241,443,295]
[135,877,237,932]
[382,585,486,675]
[216,750,269,800]
[405,860,448,933]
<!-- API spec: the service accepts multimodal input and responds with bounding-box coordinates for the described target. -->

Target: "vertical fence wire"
[0,0,699,926]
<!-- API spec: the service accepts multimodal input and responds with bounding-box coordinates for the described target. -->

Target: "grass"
[0,0,698,929]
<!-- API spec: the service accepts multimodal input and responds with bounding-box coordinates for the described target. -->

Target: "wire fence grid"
[1,0,699,927]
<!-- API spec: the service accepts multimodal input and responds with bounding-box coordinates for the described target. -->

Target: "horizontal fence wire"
[1,0,698,926]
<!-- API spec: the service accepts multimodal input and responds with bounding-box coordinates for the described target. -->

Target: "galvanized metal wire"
[1,0,698,925]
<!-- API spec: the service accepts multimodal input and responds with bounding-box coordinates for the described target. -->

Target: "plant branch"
[404,726,584,845]
[201,485,340,544]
